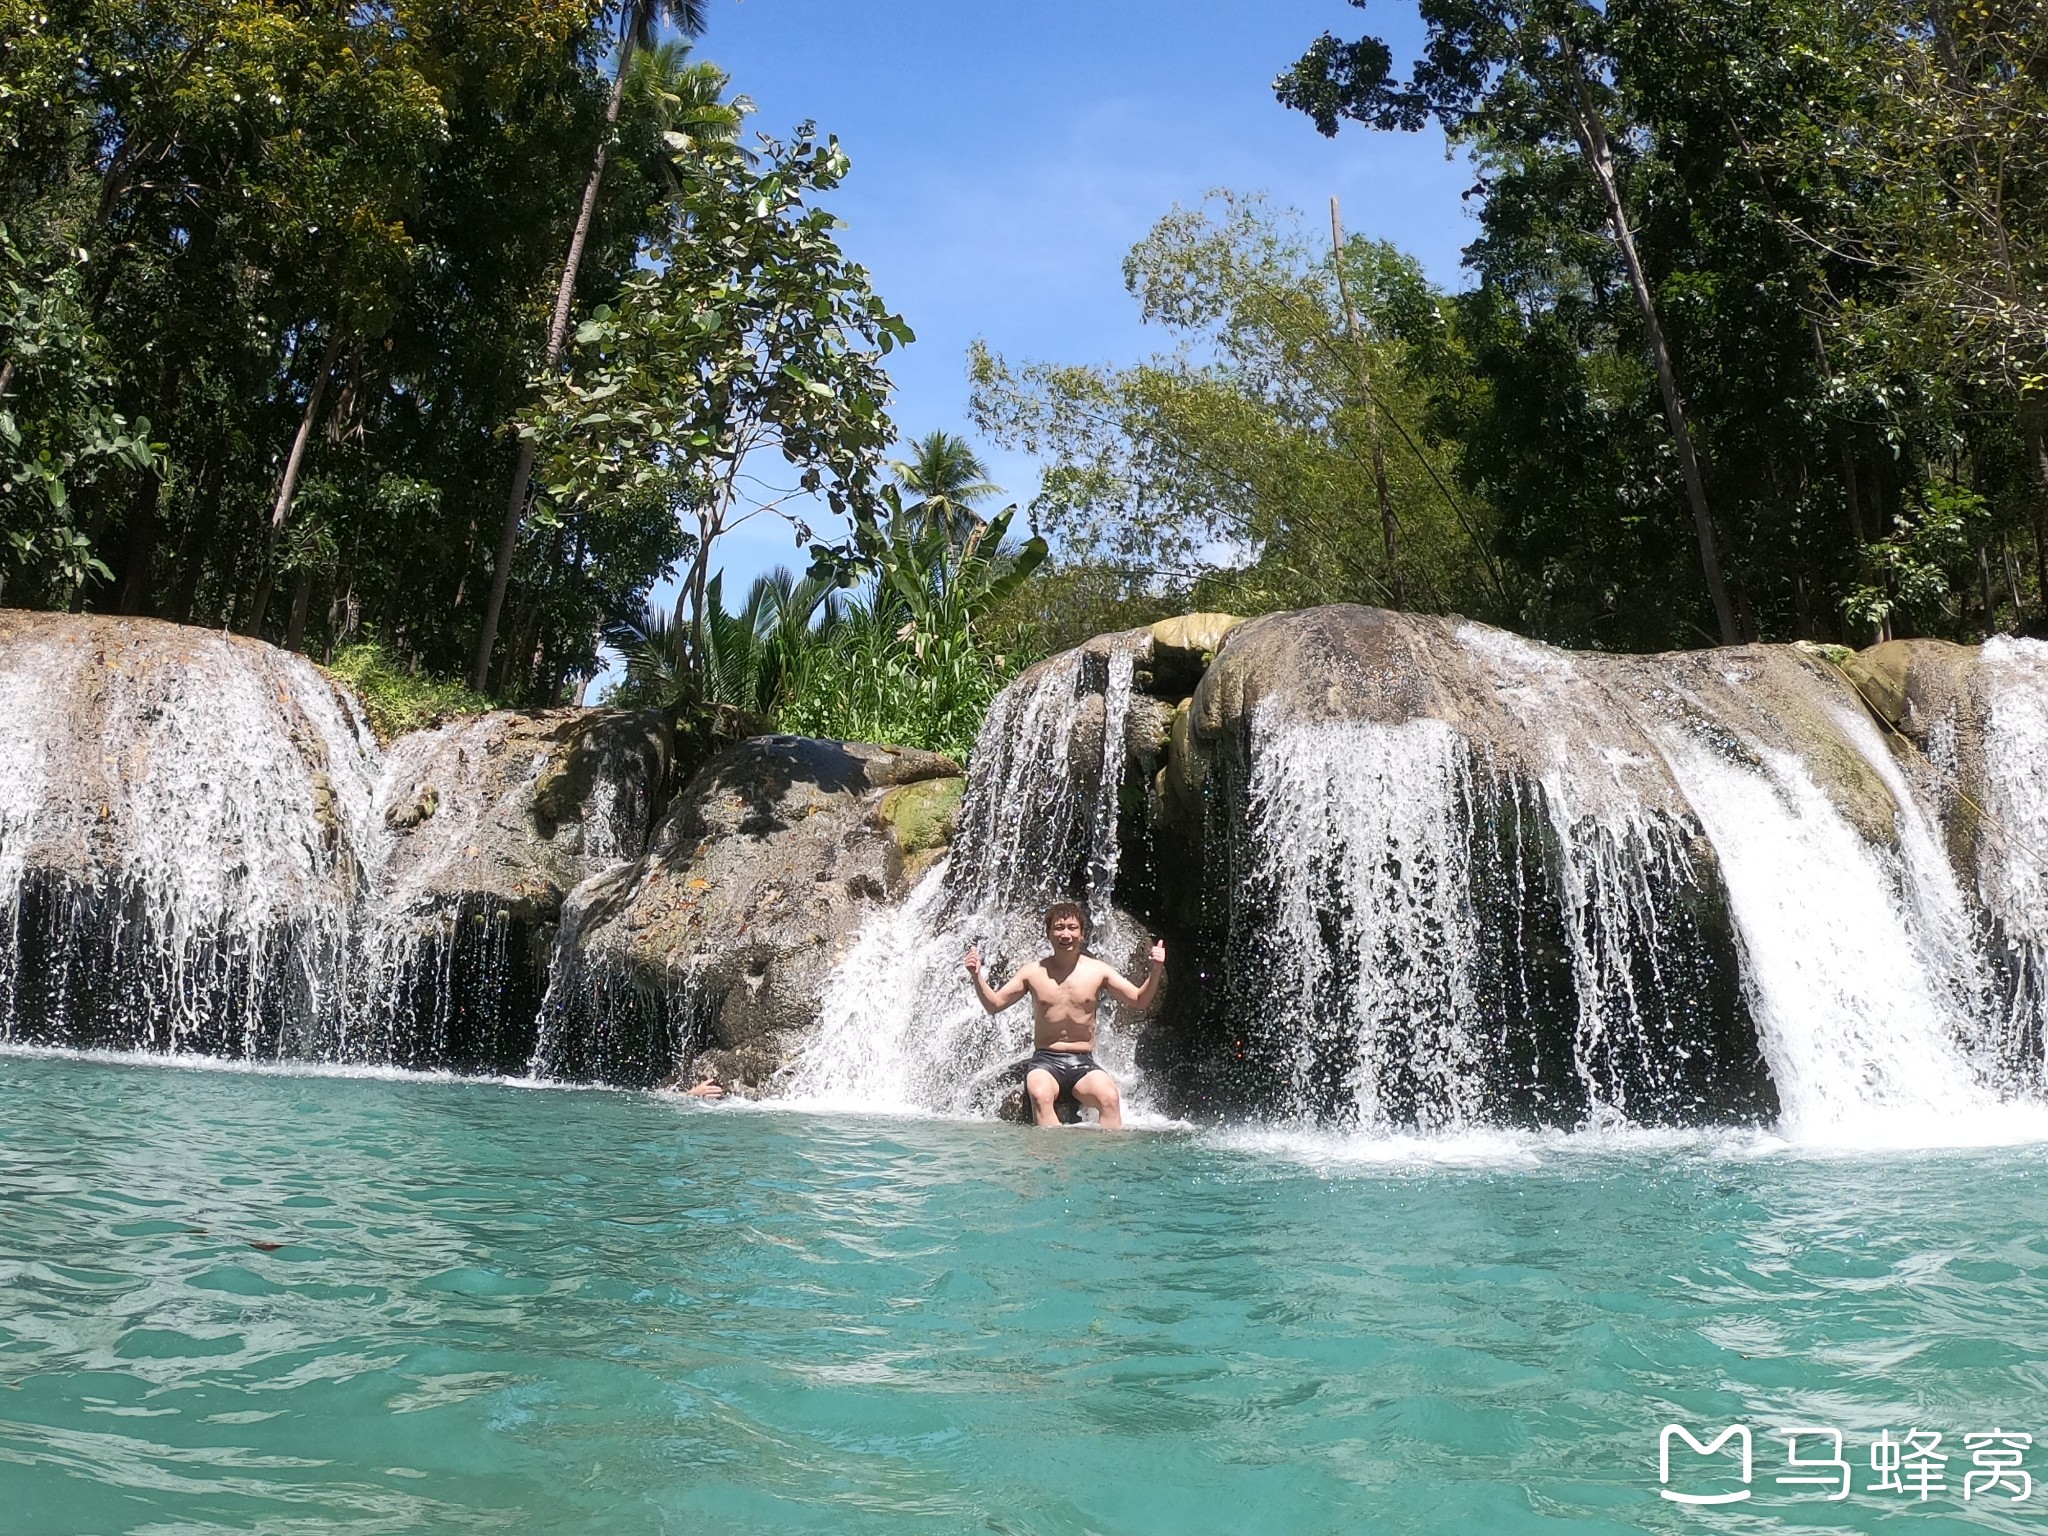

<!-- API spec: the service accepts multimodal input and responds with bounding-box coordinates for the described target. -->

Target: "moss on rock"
[878,775,965,858]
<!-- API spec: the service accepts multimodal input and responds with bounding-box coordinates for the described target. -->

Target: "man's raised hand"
[964,945,983,978]
[1149,937,1166,967]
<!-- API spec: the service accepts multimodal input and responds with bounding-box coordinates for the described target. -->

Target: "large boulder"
[545,736,963,1086]
[0,610,378,1052]
[1136,605,1947,1128]
[375,706,671,924]
[1183,605,1904,845]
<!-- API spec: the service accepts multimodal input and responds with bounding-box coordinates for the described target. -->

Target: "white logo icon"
[1660,1424,1753,1505]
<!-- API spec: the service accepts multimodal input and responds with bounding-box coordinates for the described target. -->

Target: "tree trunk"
[1372,437,1403,609]
[166,460,220,624]
[271,329,342,532]
[247,332,339,639]
[114,479,158,616]
[246,541,278,638]
[283,567,316,651]
[472,6,646,692]
[112,359,183,616]
[1561,60,1739,645]
[1330,198,1406,610]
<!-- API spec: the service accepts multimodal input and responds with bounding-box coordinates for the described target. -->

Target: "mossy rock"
[877,774,965,857]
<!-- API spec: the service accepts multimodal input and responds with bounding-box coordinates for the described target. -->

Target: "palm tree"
[612,565,836,724]
[629,40,750,199]
[890,430,1002,541]
[471,0,712,692]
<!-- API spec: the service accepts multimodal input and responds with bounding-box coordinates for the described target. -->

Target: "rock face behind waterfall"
[533,737,963,1088]
[358,706,672,1071]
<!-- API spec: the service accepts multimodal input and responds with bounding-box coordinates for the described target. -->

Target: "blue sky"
[631,0,1474,618]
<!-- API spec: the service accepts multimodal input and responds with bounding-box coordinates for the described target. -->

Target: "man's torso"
[1024,954,1111,1051]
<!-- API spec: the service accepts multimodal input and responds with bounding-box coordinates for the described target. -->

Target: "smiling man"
[963,902,1165,1128]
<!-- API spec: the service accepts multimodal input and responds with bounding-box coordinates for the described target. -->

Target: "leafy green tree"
[1279,0,1740,641]
[970,192,1497,624]
[0,226,155,601]
[526,122,912,677]
[471,0,712,689]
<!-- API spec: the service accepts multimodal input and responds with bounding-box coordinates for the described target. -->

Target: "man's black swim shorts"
[1025,1050,1103,1103]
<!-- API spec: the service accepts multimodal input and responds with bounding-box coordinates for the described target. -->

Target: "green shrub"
[327,642,494,742]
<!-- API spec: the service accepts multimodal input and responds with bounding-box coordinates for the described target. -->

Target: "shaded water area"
[8,1050,2048,1535]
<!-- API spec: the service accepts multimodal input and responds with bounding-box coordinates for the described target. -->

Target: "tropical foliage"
[0,0,906,706]
[1263,0,2048,649]
[10,0,2048,767]
[610,441,1046,760]
[972,193,1501,629]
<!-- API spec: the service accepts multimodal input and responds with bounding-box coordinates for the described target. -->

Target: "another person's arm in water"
[964,946,1032,1014]
[1099,938,1167,1013]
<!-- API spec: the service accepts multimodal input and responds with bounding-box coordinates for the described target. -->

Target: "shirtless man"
[963,901,1165,1129]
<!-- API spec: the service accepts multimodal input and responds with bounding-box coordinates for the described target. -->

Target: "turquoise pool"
[2,1050,2044,1534]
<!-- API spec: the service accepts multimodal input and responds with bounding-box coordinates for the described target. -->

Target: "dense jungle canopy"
[1,0,2044,728]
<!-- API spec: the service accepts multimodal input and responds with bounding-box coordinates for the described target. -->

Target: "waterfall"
[1654,727,1990,1142]
[1976,638,2048,1078]
[0,618,653,1073]
[11,606,2048,1144]
[0,623,378,1054]
[1208,618,2048,1143]
[778,640,1147,1114]
[1241,718,1487,1130]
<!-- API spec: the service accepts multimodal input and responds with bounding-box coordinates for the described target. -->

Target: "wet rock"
[1147,611,1242,694]
[376,706,671,926]
[547,736,963,1082]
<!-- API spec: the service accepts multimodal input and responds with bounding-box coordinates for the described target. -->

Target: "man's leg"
[1024,1068,1063,1127]
[1073,1069,1123,1129]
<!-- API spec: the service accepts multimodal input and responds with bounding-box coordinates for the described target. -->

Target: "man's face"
[1047,913,1084,952]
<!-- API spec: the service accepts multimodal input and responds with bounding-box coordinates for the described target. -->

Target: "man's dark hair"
[1044,900,1089,939]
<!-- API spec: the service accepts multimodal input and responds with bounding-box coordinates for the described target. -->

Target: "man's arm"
[1102,938,1167,1012]
[965,946,1031,1015]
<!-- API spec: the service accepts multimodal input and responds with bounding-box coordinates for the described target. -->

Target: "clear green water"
[5,1052,2047,1535]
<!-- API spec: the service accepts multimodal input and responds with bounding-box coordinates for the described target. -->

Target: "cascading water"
[1653,726,1988,1142]
[0,622,380,1054]
[1201,614,2048,1143]
[779,641,1148,1114]
[1238,718,1488,1130]
[1975,637,2048,1077]
[0,617,658,1074]
[12,604,2048,1146]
